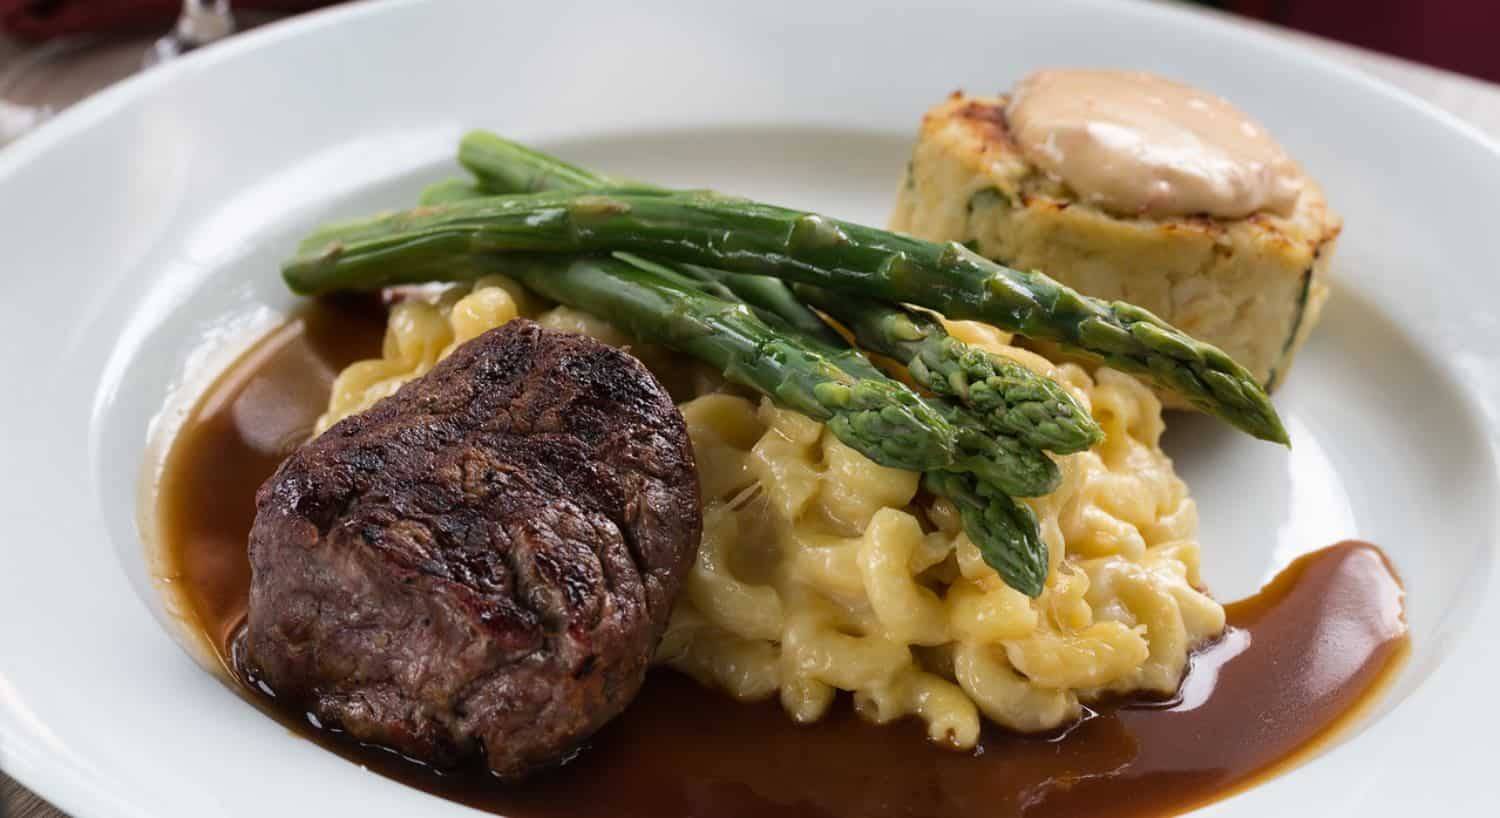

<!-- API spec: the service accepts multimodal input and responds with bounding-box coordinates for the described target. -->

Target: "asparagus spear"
[684,264,1100,455]
[458,135,846,347]
[608,256,1059,498]
[677,266,850,349]
[457,131,670,198]
[283,190,1287,444]
[455,133,1101,455]
[419,178,485,205]
[459,131,616,194]
[935,406,1059,498]
[923,471,1048,597]
[497,254,958,473]
[606,253,1054,579]
[793,286,1101,454]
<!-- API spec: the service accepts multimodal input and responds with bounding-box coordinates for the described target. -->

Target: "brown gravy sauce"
[160,298,1409,818]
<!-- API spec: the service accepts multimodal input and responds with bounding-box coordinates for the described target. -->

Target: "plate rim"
[4,1,1500,816]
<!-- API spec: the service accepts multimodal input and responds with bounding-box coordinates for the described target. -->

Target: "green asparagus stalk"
[419,178,485,205]
[923,471,1048,597]
[283,189,1287,444]
[793,286,1101,454]
[671,266,849,348]
[457,131,674,198]
[649,263,1057,495]
[682,264,1100,455]
[608,256,1060,498]
[498,254,958,473]
[459,131,617,194]
[456,135,1099,455]
[936,405,1059,498]
[449,132,1270,446]
[605,253,1054,577]
[458,137,847,348]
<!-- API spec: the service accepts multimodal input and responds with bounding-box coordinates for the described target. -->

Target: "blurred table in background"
[1207,0,1500,85]
[4,1,1500,815]
[1193,0,1500,136]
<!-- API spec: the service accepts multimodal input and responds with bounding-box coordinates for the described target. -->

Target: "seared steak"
[241,319,701,778]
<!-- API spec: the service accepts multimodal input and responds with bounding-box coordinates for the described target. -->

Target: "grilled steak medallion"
[241,319,701,778]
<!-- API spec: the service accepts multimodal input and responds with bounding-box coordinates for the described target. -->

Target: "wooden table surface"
[5,3,1500,816]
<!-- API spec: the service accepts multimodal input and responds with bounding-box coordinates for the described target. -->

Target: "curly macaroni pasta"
[320,279,1227,747]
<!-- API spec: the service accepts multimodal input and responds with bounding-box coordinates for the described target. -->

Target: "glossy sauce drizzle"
[160,298,1409,818]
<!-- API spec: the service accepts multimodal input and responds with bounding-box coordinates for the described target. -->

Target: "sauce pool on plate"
[159,298,1408,818]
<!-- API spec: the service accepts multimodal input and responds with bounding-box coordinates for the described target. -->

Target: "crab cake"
[891,76,1341,394]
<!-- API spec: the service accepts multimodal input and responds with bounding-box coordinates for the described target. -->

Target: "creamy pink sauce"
[1006,69,1304,218]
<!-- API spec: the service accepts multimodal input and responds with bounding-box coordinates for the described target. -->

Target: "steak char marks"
[242,319,701,778]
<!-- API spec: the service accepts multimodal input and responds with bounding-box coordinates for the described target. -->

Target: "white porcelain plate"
[3,0,1499,815]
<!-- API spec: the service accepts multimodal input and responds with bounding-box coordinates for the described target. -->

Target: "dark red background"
[1222,0,1500,82]
[0,1,330,42]
[4,1,1499,85]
